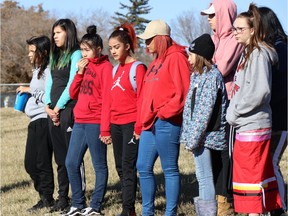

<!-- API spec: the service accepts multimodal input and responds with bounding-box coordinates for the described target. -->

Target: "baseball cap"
[201,4,215,15]
[137,19,171,40]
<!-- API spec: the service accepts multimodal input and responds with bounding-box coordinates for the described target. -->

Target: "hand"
[16,86,30,94]
[134,132,140,140]
[77,58,89,74]
[45,105,54,118]
[52,107,60,126]
[53,120,60,127]
[100,136,112,145]
[45,105,60,126]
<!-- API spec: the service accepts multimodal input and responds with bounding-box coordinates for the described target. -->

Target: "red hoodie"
[140,44,190,130]
[69,55,113,135]
[107,61,146,135]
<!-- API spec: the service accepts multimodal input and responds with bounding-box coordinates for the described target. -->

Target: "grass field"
[0,107,287,216]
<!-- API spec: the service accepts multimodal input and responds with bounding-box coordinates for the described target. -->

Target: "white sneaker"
[61,206,82,216]
[81,207,103,215]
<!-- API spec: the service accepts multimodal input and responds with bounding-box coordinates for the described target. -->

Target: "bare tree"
[0,1,153,84]
[0,2,116,84]
[72,8,113,58]
[1,1,55,84]
[171,10,211,45]
[76,9,112,38]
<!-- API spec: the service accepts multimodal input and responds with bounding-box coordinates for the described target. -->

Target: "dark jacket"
[270,39,287,131]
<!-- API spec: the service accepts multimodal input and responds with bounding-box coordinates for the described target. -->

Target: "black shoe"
[61,206,83,216]
[271,209,287,216]
[27,200,44,212]
[81,207,104,215]
[116,209,136,216]
[27,198,54,212]
[49,197,69,212]
[42,195,55,207]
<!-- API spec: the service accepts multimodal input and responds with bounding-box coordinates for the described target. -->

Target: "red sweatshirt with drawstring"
[69,55,113,136]
[140,44,190,130]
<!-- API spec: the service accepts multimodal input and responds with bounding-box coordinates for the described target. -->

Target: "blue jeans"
[66,123,108,210]
[137,119,181,216]
[193,147,215,200]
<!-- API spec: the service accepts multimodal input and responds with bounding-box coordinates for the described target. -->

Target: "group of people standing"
[16,0,287,216]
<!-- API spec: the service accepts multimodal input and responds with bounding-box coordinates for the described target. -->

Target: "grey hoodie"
[226,43,278,132]
[25,68,50,122]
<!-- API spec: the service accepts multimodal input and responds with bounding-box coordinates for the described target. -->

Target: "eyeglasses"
[232,26,250,34]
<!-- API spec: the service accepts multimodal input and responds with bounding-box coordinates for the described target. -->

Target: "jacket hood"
[213,0,237,39]
[165,44,188,59]
[88,55,109,64]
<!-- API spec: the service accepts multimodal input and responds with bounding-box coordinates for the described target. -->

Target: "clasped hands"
[100,136,112,145]
[100,132,140,146]
[45,106,60,126]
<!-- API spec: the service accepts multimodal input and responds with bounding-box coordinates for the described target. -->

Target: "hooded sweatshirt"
[226,44,278,132]
[69,55,113,135]
[25,67,50,122]
[108,61,146,135]
[140,44,190,130]
[211,0,243,99]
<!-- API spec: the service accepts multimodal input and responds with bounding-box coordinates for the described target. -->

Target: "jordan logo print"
[111,71,125,91]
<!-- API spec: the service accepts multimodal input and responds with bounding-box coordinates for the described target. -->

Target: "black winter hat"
[188,34,215,60]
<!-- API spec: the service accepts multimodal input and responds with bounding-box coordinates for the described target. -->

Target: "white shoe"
[81,207,103,215]
[61,206,82,216]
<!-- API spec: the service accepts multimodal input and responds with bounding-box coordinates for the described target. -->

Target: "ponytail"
[109,22,137,53]
[237,3,270,67]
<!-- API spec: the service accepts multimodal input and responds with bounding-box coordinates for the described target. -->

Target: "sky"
[7,0,288,32]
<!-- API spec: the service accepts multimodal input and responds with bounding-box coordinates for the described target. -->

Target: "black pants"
[211,149,233,199]
[211,124,234,200]
[48,106,74,199]
[24,118,54,199]
[111,123,139,213]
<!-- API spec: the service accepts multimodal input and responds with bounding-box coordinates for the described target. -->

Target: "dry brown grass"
[0,107,287,216]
